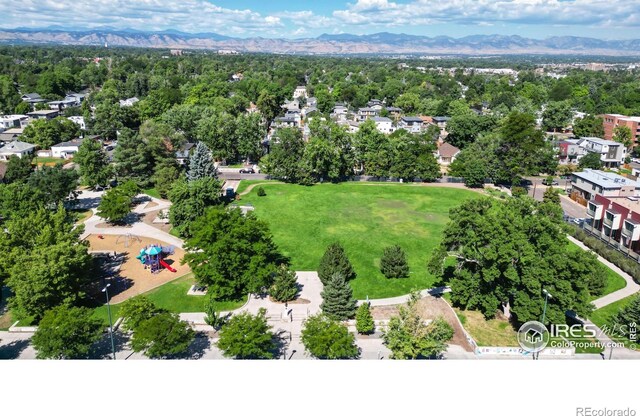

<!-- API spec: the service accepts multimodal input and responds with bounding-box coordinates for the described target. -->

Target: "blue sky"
[1,0,638,39]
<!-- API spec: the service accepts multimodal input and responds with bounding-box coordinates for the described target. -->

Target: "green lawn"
[92,274,244,325]
[142,188,161,199]
[33,157,71,165]
[566,242,627,299]
[239,182,479,299]
[590,295,639,349]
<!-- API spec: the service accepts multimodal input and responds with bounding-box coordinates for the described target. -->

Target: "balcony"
[622,219,640,241]
[603,217,613,227]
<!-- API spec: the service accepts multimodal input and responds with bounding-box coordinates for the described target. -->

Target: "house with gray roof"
[570,169,640,200]
[0,140,36,161]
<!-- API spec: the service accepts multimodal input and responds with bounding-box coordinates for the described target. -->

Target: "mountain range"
[1,28,640,56]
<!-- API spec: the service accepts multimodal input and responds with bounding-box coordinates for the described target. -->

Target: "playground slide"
[159,259,177,272]
[136,254,146,264]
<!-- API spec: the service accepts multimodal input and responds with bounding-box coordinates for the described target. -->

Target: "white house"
[577,137,626,168]
[0,141,36,161]
[51,138,84,158]
[398,116,424,134]
[436,143,461,166]
[372,117,394,135]
[357,107,379,122]
[293,86,308,100]
[0,115,29,131]
[332,105,349,122]
[27,109,59,121]
[68,116,86,130]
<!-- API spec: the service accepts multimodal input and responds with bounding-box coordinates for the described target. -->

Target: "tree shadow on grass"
[0,339,30,360]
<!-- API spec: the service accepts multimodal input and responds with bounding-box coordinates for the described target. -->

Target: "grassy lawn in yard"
[566,242,627,299]
[455,309,518,346]
[239,182,479,299]
[71,208,93,224]
[590,295,639,349]
[33,157,71,165]
[92,274,244,325]
[0,309,14,331]
[142,188,161,199]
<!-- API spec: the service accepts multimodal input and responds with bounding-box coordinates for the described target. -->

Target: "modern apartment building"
[586,194,640,252]
[570,169,640,201]
[601,113,640,146]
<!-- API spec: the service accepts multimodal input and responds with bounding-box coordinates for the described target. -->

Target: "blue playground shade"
[145,246,162,255]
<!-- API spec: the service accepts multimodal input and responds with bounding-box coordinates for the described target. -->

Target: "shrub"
[380,245,410,279]
[355,302,375,335]
[257,187,266,197]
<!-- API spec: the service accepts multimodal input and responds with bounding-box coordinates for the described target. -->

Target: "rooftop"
[52,138,84,148]
[372,117,392,123]
[27,110,59,116]
[0,140,36,153]
[438,142,461,158]
[401,116,424,123]
[580,137,620,146]
[606,197,640,214]
[573,169,640,189]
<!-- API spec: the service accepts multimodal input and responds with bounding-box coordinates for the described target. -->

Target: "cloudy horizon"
[2,0,639,40]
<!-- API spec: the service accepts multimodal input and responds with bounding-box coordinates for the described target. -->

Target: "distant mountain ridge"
[1,28,640,56]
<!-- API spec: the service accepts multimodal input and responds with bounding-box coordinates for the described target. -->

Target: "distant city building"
[601,113,640,148]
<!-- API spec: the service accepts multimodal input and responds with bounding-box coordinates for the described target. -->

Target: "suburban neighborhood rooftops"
[0,140,36,153]
[438,142,461,158]
[579,137,620,146]
[401,116,424,123]
[372,117,392,122]
[52,138,84,148]
[573,169,640,189]
[27,109,59,116]
[432,116,451,123]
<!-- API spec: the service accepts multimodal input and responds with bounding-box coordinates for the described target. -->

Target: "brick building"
[601,113,640,147]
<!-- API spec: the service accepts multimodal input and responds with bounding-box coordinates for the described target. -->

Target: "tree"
[97,186,134,224]
[22,117,80,149]
[184,207,286,300]
[389,134,441,182]
[75,139,111,188]
[0,182,45,221]
[446,114,498,149]
[320,273,357,321]
[14,101,31,115]
[0,75,20,114]
[573,114,605,138]
[3,155,33,184]
[257,91,280,125]
[203,294,226,330]
[260,128,307,183]
[119,296,163,331]
[355,302,375,335]
[380,245,410,279]
[382,292,453,359]
[613,125,633,149]
[32,305,103,359]
[543,186,561,205]
[153,159,181,199]
[2,206,93,321]
[269,265,299,302]
[542,101,572,132]
[113,128,152,187]
[130,311,195,358]
[428,197,607,325]
[301,314,360,359]
[187,141,217,182]
[196,112,237,162]
[394,92,421,114]
[236,113,266,163]
[579,152,603,170]
[216,309,276,359]
[28,164,79,207]
[168,177,222,238]
[318,242,356,285]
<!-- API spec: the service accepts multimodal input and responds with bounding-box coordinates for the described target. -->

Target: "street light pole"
[537,288,553,360]
[102,283,116,360]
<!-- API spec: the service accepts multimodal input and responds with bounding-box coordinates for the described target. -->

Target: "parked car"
[239,167,255,174]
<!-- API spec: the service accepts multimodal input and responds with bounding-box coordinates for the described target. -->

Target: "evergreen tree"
[318,242,356,285]
[4,155,33,184]
[187,141,217,182]
[614,295,640,344]
[380,245,410,279]
[269,265,299,302]
[355,302,375,335]
[543,186,560,205]
[320,273,357,321]
[113,128,152,187]
[75,138,111,188]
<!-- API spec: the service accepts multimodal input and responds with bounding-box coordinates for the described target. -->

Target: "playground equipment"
[136,244,177,273]
[116,233,142,248]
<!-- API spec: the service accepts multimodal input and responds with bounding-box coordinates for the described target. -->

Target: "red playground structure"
[136,244,177,273]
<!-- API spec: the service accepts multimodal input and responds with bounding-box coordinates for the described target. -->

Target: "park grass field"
[239,182,479,299]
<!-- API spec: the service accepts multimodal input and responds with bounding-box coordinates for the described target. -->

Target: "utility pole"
[102,283,116,360]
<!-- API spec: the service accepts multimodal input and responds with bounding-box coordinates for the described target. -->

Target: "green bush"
[257,187,266,197]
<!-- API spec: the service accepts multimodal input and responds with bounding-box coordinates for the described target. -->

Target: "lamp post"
[102,283,116,360]
[537,288,552,360]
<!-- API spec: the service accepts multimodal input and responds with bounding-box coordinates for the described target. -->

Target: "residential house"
[52,138,84,158]
[21,93,47,106]
[357,107,379,122]
[176,142,195,165]
[0,115,29,131]
[0,128,24,143]
[367,99,384,111]
[293,86,308,100]
[578,137,626,168]
[436,143,461,166]
[570,169,640,201]
[585,194,640,254]
[27,109,59,121]
[231,73,244,82]
[307,97,318,108]
[0,141,36,161]
[332,105,349,122]
[119,97,139,107]
[68,116,86,130]
[398,116,424,134]
[432,116,450,133]
[48,97,81,111]
[372,117,394,135]
[556,139,583,165]
[282,100,300,112]
[386,106,402,120]
[601,114,640,147]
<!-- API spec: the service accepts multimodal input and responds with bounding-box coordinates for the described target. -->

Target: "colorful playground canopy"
[145,246,162,255]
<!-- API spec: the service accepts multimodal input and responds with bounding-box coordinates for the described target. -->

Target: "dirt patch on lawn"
[140,211,173,233]
[371,296,474,352]
[86,234,191,303]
